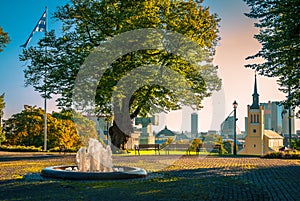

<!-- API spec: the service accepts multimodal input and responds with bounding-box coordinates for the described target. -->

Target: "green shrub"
[0,145,42,152]
[292,139,300,150]
[48,146,78,153]
[190,138,202,152]
[263,151,300,159]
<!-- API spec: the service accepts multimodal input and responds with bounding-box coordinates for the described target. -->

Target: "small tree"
[203,133,221,145]
[190,138,202,152]
[53,109,99,146]
[292,139,300,151]
[203,133,226,154]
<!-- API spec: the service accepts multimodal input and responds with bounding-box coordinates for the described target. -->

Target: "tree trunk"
[109,98,136,153]
[109,121,130,152]
[108,93,146,152]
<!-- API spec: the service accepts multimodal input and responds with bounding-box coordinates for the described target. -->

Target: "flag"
[20,8,47,48]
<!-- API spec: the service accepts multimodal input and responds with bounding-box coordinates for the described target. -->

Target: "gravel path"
[0,152,300,201]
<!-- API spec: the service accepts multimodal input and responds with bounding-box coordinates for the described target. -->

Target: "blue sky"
[0,0,298,132]
[0,0,67,117]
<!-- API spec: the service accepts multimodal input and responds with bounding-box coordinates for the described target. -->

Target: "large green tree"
[20,0,221,150]
[0,27,10,52]
[244,0,300,116]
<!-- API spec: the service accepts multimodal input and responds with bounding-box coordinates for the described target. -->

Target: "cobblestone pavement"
[0,154,299,201]
[112,155,300,201]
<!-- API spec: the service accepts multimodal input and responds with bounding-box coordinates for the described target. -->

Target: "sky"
[0,0,299,133]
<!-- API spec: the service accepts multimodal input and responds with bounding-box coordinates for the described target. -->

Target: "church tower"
[240,75,265,156]
[240,74,284,155]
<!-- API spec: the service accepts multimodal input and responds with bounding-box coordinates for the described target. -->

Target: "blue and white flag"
[21,8,47,48]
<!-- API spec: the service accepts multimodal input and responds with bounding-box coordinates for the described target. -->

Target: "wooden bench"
[59,145,66,155]
[134,144,160,155]
[165,144,191,155]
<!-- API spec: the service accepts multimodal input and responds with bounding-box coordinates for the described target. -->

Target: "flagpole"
[43,6,48,152]
[20,7,48,150]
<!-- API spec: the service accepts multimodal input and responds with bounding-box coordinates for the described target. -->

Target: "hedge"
[0,145,42,152]
[263,151,300,159]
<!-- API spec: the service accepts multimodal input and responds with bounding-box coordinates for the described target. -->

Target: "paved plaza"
[0,153,299,200]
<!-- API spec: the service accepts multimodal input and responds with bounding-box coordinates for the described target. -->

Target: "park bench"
[59,145,66,155]
[164,144,192,155]
[134,144,160,155]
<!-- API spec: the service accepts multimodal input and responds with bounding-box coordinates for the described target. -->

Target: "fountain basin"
[41,165,147,180]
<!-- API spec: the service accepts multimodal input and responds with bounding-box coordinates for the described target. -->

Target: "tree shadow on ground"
[1,164,299,201]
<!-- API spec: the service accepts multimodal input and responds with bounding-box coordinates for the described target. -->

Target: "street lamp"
[233,100,238,155]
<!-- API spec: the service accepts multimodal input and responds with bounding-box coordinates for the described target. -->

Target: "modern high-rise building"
[281,108,295,135]
[260,101,282,133]
[260,101,295,135]
[191,112,198,138]
[220,116,235,139]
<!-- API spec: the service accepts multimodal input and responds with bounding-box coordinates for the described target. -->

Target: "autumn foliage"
[2,107,97,150]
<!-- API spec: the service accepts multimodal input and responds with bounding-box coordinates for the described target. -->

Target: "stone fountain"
[41,138,147,180]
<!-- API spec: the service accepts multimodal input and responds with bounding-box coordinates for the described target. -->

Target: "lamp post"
[288,87,292,149]
[233,100,238,155]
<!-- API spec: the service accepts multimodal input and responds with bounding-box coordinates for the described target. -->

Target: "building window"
[253,129,256,133]
[254,144,256,148]
[250,114,260,123]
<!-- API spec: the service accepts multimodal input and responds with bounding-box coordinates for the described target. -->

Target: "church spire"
[250,74,260,109]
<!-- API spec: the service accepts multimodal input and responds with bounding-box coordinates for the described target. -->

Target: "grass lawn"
[120,149,220,156]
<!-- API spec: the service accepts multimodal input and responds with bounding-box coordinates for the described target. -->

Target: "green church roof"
[156,126,175,137]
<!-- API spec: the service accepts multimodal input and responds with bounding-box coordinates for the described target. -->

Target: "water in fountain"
[76,138,113,172]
